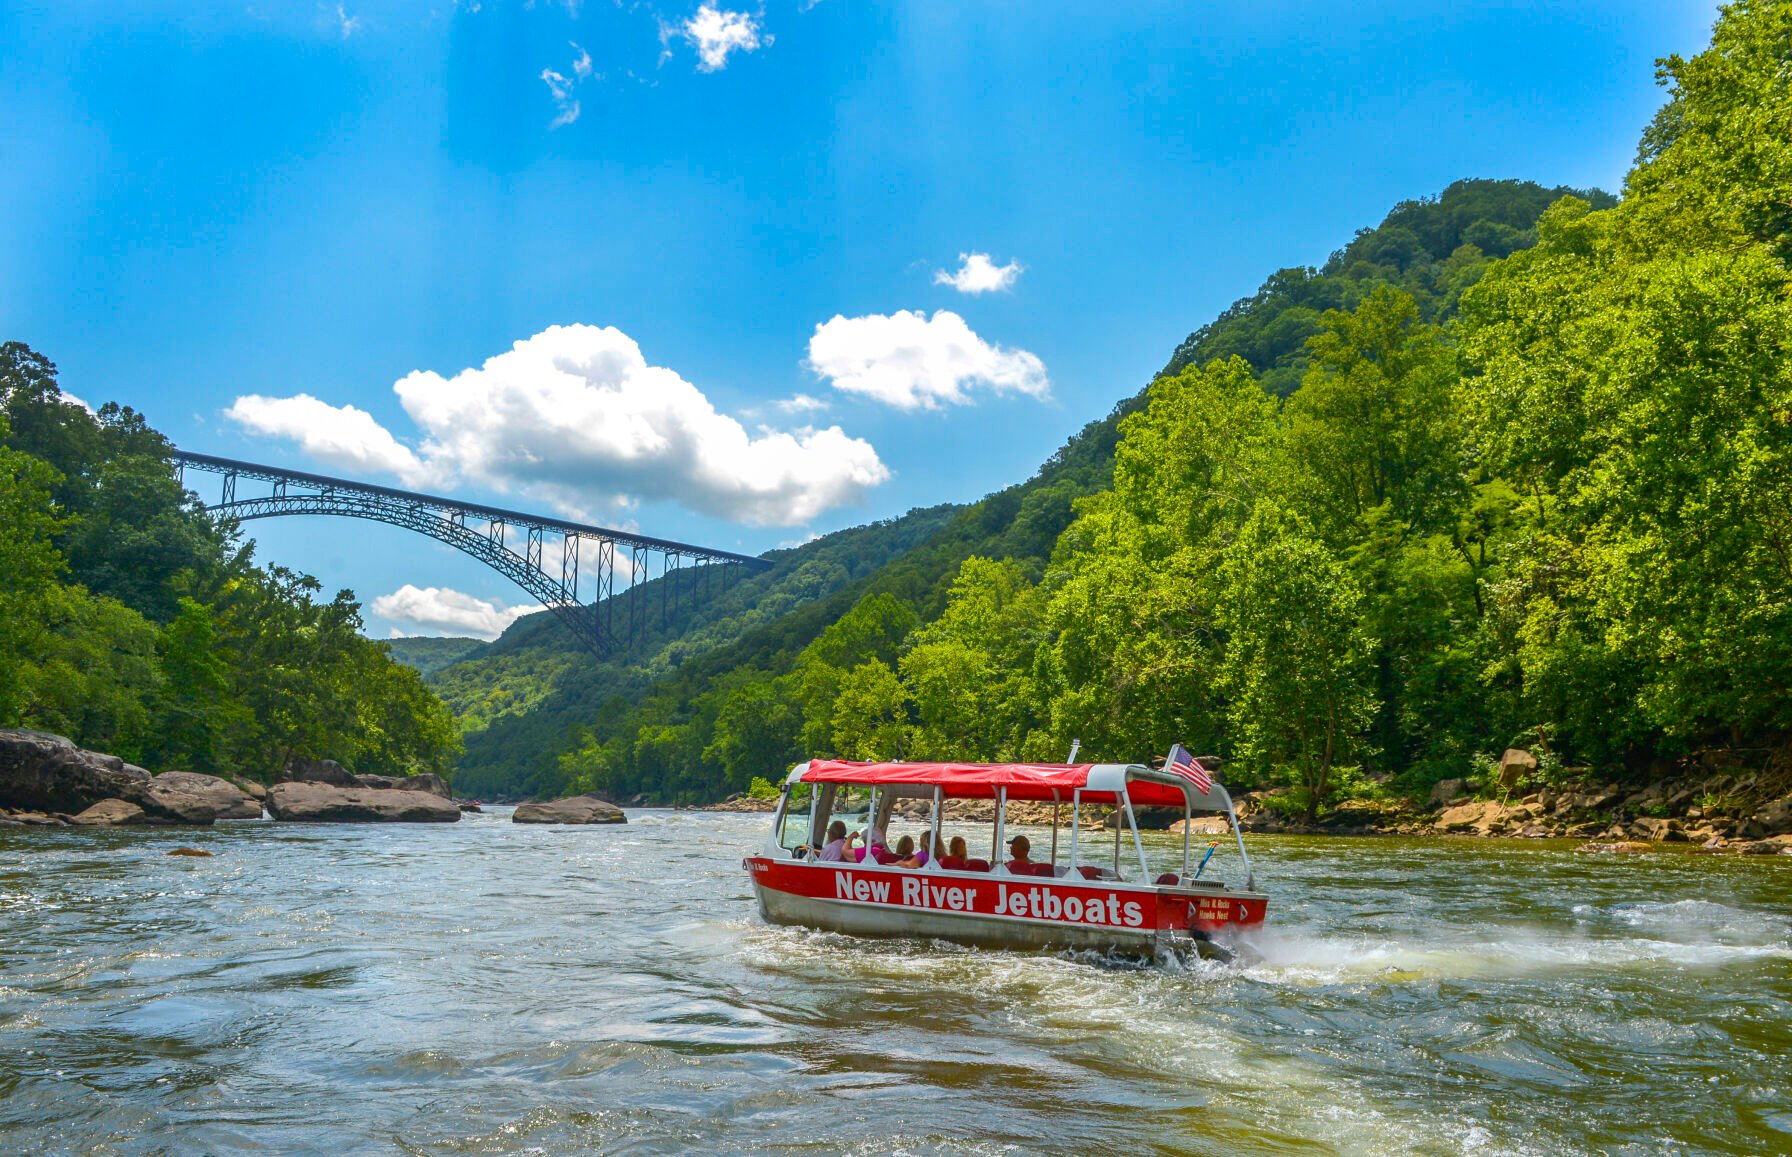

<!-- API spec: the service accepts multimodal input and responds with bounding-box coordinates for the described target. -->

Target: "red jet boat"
[744,758,1266,959]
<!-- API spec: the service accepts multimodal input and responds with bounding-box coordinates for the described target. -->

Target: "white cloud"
[806,309,1049,411]
[394,324,888,524]
[229,324,890,527]
[681,4,762,71]
[934,251,1023,294]
[225,393,429,484]
[334,4,360,38]
[776,393,829,414]
[60,390,95,415]
[541,68,580,128]
[372,584,543,640]
[570,41,593,80]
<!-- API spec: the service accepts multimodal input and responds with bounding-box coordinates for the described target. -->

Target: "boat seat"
[1155,872,1181,886]
[1027,863,1057,877]
[935,855,967,871]
[964,858,991,873]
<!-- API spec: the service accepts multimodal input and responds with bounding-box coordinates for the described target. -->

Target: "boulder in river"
[356,772,453,799]
[1574,840,1653,854]
[1167,816,1230,836]
[265,782,461,823]
[0,729,155,815]
[0,730,220,823]
[70,799,147,826]
[281,758,361,788]
[155,771,262,819]
[512,795,627,825]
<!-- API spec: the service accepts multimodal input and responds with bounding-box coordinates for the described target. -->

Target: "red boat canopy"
[797,759,1207,809]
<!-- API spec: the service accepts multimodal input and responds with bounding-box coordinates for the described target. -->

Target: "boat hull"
[746,856,1266,959]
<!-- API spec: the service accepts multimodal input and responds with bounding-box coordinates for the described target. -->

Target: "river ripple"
[2,810,1789,1155]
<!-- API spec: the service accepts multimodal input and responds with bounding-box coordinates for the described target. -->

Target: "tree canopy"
[0,344,461,779]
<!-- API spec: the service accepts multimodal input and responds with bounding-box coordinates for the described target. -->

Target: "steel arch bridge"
[173,451,771,657]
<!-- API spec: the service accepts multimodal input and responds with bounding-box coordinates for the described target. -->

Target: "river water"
[2,809,1788,1155]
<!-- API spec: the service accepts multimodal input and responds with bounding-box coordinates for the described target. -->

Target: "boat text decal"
[833,870,1146,928]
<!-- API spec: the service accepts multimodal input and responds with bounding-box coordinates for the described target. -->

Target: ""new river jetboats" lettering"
[834,869,1147,927]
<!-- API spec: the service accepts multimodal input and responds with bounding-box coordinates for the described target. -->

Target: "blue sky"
[2,0,1717,638]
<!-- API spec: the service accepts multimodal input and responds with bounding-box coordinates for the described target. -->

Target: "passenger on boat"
[893,834,928,869]
[1004,835,1034,874]
[857,826,904,865]
[936,836,969,871]
[815,820,857,862]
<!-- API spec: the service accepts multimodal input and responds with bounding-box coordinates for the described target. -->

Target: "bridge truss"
[173,451,771,657]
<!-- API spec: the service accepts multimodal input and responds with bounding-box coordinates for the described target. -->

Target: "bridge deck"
[173,450,771,568]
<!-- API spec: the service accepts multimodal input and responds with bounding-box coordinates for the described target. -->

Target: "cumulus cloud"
[229,324,890,527]
[334,4,360,38]
[934,251,1023,294]
[806,309,1049,411]
[372,584,543,640]
[570,41,593,80]
[394,324,888,524]
[225,393,428,484]
[681,4,762,71]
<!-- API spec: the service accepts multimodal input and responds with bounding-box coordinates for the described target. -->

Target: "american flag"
[1166,743,1214,793]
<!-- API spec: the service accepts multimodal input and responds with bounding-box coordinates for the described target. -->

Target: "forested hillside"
[438,184,1634,802]
[383,636,485,678]
[438,4,1791,814]
[1161,178,1617,394]
[0,345,462,779]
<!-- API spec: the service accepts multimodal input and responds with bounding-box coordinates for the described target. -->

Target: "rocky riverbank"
[0,731,463,827]
[1227,749,1792,856]
[692,751,1792,857]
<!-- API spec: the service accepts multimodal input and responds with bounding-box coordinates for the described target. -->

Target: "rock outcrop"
[356,773,453,799]
[1167,816,1230,836]
[1498,748,1538,792]
[155,771,263,819]
[1,730,154,814]
[70,799,147,826]
[281,758,361,788]
[1428,778,1468,807]
[265,782,461,823]
[0,730,223,823]
[512,795,627,825]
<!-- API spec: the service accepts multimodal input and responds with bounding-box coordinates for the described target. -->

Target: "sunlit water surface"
[2,810,1789,1155]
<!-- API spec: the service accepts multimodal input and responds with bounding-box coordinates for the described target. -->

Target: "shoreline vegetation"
[693,757,1792,858]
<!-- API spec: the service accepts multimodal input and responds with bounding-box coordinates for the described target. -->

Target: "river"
[2,809,1788,1155]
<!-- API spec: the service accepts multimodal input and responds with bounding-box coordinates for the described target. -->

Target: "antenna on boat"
[1066,739,1081,763]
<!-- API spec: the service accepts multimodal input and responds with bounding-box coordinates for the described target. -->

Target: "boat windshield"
[776,785,815,852]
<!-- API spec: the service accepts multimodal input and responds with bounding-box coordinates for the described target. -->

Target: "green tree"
[0,425,64,723]
[1218,507,1377,821]
[148,597,232,771]
[830,660,912,761]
